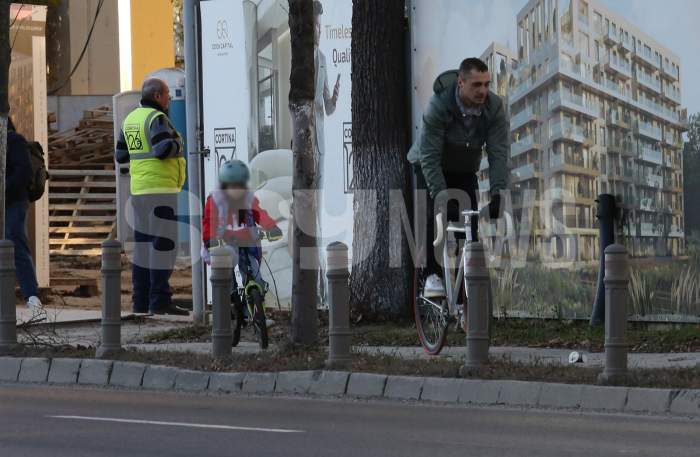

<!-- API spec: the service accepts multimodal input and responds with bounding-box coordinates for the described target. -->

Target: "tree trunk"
[0,0,11,239]
[288,0,318,344]
[350,0,412,319]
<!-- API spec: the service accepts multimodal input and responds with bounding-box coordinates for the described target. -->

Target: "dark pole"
[590,193,617,325]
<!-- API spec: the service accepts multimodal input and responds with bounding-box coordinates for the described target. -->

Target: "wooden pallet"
[48,169,117,256]
[49,106,114,168]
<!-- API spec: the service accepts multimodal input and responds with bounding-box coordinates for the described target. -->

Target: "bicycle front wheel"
[413,267,449,355]
[249,288,269,350]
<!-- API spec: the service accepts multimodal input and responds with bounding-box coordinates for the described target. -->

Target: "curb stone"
[670,390,700,415]
[142,365,178,390]
[308,371,349,396]
[498,381,542,407]
[18,358,50,383]
[580,385,628,411]
[78,360,113,386]
[175,370,210,391]
[626,387,673,413]
[0,357,22,382]
[208,372,246,393]
[421,377,462,403]
[384,376,424,400]
[538,383,583,409]
[48,358,82,384]
[0,356,697,419]
[347,373,387,398]
[276,371,314,395]
[110,362,147,388]
[242,372,277,394]
[459,379,501,405]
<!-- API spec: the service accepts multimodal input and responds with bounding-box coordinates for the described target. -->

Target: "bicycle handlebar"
[433,213,445,247]
[432,208,514,247]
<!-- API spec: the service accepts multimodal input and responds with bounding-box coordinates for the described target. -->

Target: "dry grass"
[672,267,700,315]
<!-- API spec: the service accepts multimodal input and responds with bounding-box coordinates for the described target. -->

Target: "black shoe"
[152,305,190,316]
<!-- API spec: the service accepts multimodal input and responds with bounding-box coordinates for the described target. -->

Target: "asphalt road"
[0,385,698,457]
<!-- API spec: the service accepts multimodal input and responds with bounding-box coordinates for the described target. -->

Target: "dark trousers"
[413,164,479,275]
[131,194,178,313]
[5,201,39,299]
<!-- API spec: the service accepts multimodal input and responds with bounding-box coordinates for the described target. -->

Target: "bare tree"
[0,0,11,239]
[349,0,412,318]
[288,0,318,344]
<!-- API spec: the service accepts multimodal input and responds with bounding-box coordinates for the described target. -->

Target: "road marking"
[48,415,304,434]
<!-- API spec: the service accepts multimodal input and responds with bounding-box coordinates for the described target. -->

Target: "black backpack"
[27,141,49,202]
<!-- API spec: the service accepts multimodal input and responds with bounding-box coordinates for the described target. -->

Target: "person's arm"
[115,130,130,164]
[485,97,509,194]
[252,197,278,231]
[150,116,183,160]
[321,54,337,116]
[6,135,31,201]
[485,96,509,218]
[418,96,448,198]
[201,196,214,247]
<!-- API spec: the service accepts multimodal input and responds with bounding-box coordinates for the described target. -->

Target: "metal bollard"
[326,242,351,368]
[598,244,629,384]
[0,241,17,354]
[96,240,123,359]
[210,248,233,359]
[461,241,491,374]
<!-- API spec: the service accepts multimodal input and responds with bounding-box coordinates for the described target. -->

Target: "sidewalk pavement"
[16,307,192,327]
[16,307,133,326]
[126,342,263,355]
[358,345,700,369]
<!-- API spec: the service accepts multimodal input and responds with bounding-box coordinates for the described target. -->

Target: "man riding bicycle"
[407,57,509,298]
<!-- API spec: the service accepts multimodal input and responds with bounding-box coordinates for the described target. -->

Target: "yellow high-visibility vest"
[122,107,186,195]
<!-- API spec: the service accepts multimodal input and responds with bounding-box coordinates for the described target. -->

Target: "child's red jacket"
[202,190,277,247]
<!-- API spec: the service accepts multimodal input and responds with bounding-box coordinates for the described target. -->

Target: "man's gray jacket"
[408,71,509,198]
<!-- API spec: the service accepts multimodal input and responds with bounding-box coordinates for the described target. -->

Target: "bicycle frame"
[237,253,265,304]
[432,210,481,317]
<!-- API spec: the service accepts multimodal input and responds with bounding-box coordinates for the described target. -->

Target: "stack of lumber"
[48,106,117,256]
[49,106,115,169]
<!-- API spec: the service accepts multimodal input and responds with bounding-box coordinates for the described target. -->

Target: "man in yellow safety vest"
[115,78,188,315]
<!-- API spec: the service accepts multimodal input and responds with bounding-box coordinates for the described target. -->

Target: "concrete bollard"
[0,241,17,354]
[598,244,629,384]
[210,248,233,359]
[96,240,123,359]
[326,242,351,368]
[461,241,490,374]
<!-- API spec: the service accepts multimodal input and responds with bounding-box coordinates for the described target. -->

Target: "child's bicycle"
[230,232,273,350]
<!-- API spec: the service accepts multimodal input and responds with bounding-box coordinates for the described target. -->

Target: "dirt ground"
[45,255,193,311]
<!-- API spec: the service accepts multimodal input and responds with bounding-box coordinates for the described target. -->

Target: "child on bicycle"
[201,160,283,334]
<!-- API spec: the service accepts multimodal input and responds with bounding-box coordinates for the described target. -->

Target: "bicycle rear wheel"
[413,266,449,355]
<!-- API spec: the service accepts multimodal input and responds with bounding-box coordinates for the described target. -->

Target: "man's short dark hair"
[314,1,323,17]
[459,58,489,78]
[7,116,15,132]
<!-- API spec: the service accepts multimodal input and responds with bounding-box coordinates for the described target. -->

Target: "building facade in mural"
[478,0,686,263]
